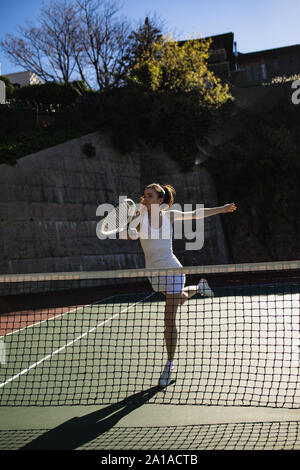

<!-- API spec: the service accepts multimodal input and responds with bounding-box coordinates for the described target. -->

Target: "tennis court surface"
[1,261,300,450]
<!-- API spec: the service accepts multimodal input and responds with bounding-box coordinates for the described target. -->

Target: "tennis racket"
[100,198,137,236]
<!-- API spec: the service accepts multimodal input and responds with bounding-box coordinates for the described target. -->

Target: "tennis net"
[0,261,299,407]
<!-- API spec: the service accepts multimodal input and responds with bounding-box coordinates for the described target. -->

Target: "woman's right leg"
[164,292,187,362]
[159,291,188,387]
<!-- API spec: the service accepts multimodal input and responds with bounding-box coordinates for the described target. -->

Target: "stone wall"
[0,132,228,274]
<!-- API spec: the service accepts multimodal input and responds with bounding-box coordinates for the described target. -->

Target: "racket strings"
[102,201,135,233]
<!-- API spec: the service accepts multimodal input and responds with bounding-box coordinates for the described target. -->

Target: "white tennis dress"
[139,210,186,294]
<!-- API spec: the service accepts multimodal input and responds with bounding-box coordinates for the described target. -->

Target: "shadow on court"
[20,386,162,450]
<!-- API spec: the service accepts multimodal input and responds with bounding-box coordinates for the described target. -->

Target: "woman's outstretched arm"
[168,203,237,222]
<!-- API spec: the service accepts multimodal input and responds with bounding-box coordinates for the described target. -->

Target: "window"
[245,62,267,82]
[253,63,259,81]
[261,63,267,80]
[246,66,252,81]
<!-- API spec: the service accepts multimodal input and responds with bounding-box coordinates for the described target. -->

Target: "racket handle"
[119,228,139,240]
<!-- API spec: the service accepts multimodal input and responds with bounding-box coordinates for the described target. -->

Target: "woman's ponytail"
[162,184,176,207]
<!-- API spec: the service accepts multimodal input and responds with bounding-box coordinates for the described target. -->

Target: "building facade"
[205,32,236,81]
[181,33,300,88]
[3,71,43,87]
[233,44,300,87]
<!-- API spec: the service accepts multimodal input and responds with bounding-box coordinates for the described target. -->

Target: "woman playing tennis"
[123,183,236,387]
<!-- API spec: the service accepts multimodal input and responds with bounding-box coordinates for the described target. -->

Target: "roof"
[238,42,300,60]
[178,32,235,66]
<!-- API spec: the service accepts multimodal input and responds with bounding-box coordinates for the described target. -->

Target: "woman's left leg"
[164,292,187,362]
[181,279,214,304]
[181,285,200,303]
[159,291,188,387]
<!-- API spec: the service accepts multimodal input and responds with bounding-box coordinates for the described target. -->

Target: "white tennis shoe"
[159,362,175,387]
[198,278,214,297]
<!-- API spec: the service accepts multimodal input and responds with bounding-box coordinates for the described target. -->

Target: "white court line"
[0,294,120,339]
[0,292,154,389]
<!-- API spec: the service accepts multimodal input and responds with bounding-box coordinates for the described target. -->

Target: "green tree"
[127,15,164,66]
[130,35,232,108]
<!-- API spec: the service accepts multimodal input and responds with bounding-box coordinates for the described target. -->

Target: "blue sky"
[0,0,300,75]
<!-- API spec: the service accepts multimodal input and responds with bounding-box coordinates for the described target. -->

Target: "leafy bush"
[99,82,215,171]
[0,96,97,165]
[10,81,86,108]
[0,126,96,165]
[0,75,19,100]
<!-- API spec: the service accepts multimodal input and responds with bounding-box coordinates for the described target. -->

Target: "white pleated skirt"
[148,272,186,294]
